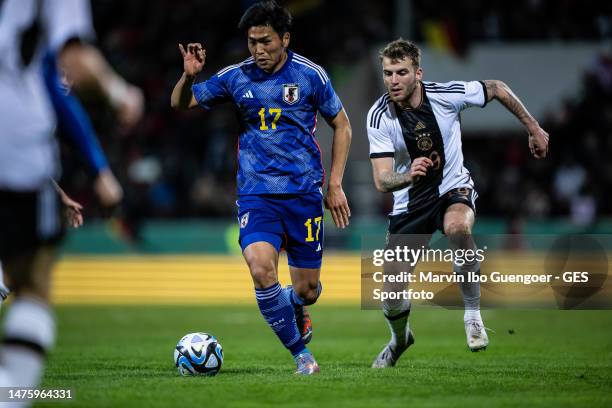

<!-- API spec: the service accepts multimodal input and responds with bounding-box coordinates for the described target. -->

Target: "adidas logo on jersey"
[415,121,426,131]
[242,90,254,99]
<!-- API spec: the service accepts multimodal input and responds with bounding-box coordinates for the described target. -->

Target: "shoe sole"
[468,344,488,352]
[295,365,320,375]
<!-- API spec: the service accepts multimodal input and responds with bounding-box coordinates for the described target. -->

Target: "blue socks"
[287,282,322,307]
[255,283,306,357]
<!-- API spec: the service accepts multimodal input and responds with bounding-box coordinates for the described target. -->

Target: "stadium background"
[26,1,612,407]
[53,0,612,303]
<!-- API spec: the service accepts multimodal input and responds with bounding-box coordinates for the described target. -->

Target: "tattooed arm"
[371,156,433,193]
[483,80,549,159]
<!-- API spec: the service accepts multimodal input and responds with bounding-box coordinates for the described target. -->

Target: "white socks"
[383,298,411,349]
[454,259,482,322]
[0,298,55,389]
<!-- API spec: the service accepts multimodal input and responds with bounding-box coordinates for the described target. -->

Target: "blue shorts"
[237,191,324,269]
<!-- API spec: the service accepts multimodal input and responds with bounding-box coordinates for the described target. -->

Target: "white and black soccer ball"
[174,332,223,376]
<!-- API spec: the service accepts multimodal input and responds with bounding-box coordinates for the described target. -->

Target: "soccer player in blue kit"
[171,1,352,374]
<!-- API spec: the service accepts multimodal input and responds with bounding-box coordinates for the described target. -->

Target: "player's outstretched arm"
[483,80,549,159]
[324,109,352,229]
[43,51,110,175]
[60,42,144,130]
[371,157,433,193]
[171,43,206,110]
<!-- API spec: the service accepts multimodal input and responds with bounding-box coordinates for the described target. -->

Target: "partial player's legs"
[287,266,322,344]
[0,246,57,404]
[242,242,313,374]
[371,262,415,368]
[0,186,62,406]
[286,267,321,373]
[243,241,280,290]
[443,202,488,351]
[277,191,325,373]
[0,263,10,307]
[238,193,322,374]
[373,229,431,368]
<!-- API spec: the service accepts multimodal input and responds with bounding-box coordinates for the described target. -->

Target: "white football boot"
[465,319,489,351]
[372,330,415,368]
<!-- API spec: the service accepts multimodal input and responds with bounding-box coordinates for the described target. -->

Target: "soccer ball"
[174,332,223,376]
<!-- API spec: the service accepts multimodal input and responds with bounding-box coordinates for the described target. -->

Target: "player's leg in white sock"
[1,297,55,386]
[372,232,430,368]
[383,297,411,349]
[381,261,414,349]
[448,232,482,323]
[453,257,482,323]
[0,247,57,393]
[445,212,489,351]
[372,269,414,368]
[444,203,482,323]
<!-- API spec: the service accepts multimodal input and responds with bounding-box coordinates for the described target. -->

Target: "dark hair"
[379,39,421,67]
[237,1,292,36]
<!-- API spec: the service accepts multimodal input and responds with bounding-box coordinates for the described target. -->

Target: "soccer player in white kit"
[0,0,142,400]
[367,39,549,367]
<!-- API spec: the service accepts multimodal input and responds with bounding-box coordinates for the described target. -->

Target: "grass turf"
[35,306,612,408]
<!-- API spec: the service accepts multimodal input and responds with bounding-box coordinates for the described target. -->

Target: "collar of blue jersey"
[245,50,294,81]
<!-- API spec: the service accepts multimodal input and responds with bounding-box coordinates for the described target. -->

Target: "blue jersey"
[192,51,343,195]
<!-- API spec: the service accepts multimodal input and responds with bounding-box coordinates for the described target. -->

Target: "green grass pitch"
[34,305,612,407]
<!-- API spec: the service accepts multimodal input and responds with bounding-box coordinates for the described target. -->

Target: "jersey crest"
[240,212,250,228]
[191,51,343,195]
[366,80,486,215]
[283,83,299,105]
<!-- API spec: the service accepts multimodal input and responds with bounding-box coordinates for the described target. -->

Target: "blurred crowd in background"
[58,0,612,226]
[465,54,612,227]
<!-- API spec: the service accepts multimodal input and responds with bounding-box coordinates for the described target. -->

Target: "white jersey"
[367,80,487,216]
[0,0,94,190]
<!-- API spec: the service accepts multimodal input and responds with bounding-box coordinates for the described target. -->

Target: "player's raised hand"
[179,43,206,77]
[409,157,433,182]
[527,123,549,159]
[324,184,351,229]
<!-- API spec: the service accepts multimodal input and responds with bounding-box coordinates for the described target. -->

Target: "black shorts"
[388,187,477,236]
[0,183,64,260]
